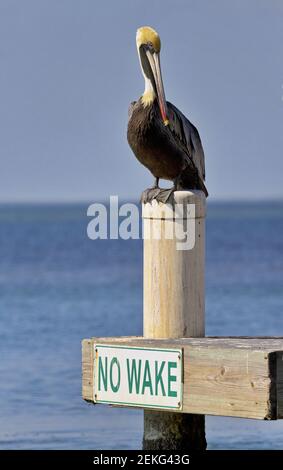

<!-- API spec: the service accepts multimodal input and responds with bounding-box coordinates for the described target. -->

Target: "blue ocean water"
[0,201,283,449]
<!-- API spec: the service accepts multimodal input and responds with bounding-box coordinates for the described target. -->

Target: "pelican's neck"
[141,76,156,107]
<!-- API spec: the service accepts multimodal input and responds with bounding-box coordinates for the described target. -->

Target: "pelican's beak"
[146,50,169,125]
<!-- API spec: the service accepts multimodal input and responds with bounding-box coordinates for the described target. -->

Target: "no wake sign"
[93,344,183,410]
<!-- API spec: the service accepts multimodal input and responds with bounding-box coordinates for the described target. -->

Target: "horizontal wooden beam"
[82,336,283,420]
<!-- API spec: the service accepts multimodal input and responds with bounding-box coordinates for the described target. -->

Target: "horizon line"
[0,195,282,205]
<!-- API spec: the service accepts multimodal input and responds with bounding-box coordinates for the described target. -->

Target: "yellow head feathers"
[136,26,161,53]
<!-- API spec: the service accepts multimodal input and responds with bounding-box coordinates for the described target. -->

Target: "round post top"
[142,190,206,220]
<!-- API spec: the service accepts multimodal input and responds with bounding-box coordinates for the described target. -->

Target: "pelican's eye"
[147,41,154,51]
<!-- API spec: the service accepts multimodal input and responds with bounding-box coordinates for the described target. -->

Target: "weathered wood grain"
[143,191,205,338]
[82,339,93,402]
[82,336,283,419]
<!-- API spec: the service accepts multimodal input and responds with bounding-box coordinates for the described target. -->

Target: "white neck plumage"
[142,77,155,107]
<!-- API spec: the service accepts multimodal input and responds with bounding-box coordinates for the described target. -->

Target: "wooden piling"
[142,190,207,450]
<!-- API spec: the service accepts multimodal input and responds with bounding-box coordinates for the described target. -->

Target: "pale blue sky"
[0,0,282,201]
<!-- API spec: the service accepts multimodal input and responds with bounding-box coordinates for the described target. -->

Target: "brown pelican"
[127,26,208,202]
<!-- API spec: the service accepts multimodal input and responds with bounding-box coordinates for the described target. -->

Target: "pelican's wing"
[167,101,206,181]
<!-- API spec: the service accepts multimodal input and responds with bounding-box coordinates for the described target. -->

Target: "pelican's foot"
[140,187,160,204]
[140,187,175,205]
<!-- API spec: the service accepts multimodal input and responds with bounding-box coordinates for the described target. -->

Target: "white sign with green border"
[93,344,183,410]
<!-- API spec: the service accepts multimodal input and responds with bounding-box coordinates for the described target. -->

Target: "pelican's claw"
[140,187,175,205]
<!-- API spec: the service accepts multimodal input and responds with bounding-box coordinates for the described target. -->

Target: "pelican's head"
[136,26,169,125]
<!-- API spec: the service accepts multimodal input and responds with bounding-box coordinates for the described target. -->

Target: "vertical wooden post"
[142,190,207,450]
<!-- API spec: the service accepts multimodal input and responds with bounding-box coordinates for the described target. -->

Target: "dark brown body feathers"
[127,98,208,196]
